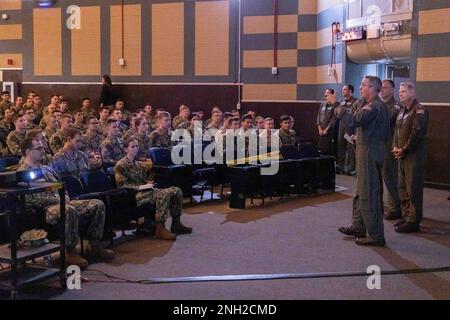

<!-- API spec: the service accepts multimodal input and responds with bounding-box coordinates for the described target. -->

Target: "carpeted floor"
[3,175,450,300]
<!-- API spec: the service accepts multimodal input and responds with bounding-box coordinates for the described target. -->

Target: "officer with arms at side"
[379,79,402,220]
[392,81,428,233]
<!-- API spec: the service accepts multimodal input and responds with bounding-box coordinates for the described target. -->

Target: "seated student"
[100,119,125,166]
[81,115,103,169]
[0,90,12,115]
[254,116,265,133]
[278,114,297,147]
[187,113,201,138]
[238,114,258,158]
[172,104,190,130]
[149,111,174,148]
[52,128,90,176]
[114,99,131,123]
[214,112,233,158]
[124,112,140,141]
[259,117,278,150]
[59,99,69,114]
[13,96,24,114]
[0,107,16,144]
[18,137,114,268]
[49,113,73,154]
[44,113,60,142]
[24,107,37,130]
[205,109,222,130]
[110,108,128,134]
[98,105,110,133]
[73,111,85,133]
[6,113,27,156]
[204,106,221,129]
[80,97,94,119]
[114,138,192,240]
[26,129,53,165]
[130,117,152,162]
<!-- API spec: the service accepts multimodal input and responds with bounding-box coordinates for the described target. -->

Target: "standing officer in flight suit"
[392,82,428,233]
[338,76,390,246]
[380,79,402,220]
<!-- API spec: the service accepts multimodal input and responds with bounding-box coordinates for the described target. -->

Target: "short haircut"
[364,76,382,93]
[345,84,354,93]
[2,91,10,95]
[51,94,59,99]
[280,114,291,123]
[135,117,147,127]
[25,106,34,113]
[241,114,253,121]
[65,127,82,140]
[25,128,43,139]
[326,88,335,95]
[400,81,416,91]
[264,117,274,122]
[86,115,98,124]
[61,113,73,121]
[179,104,189,112]
[382,79,395,88]
[222,112,233,120]
[116,99,124,104]
[13,113,25,123]
[100,105,110,112]
[82,97,90,102]
[21,137,37,156]
[123,138,138,148]
[255,116,264,122]
[106,119,118,127]
[212,110,222,116]
[228,117,240,125]
[158,111,171,120]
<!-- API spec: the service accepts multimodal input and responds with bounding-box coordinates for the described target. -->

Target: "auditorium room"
[0,0,449,301]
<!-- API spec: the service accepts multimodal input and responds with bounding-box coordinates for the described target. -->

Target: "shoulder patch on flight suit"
[394,104,401,111]
[416,109,425,114]
[362,104,372,111]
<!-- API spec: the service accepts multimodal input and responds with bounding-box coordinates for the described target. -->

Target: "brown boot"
[66,248,88,269]
[155,223,176,240]
[89,241,115,260]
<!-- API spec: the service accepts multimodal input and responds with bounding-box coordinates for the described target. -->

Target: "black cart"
[0,182,66,300]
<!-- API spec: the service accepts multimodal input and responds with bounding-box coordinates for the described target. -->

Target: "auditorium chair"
[148,147,192,196]
[0,156,20,172]
[79,170,145,237]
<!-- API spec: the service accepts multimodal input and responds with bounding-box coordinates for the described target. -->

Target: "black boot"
[171,218,193,235]
[395,222,420,233]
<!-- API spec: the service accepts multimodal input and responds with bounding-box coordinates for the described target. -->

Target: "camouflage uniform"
[114,157,183,223]
[205,121,221,130]
[0,100,12,115]
[6,130,26,156]
[74,122,86,134]
[81,108,96,120]
[52,148,90,176]
[149,129,173,148]
[393,99,428,225]
[100,135,125,165]
[124,127,137,141]
[0,120,14,145]
[44,126,57,142]
[279,128,297,147]
[17,162,105,248]
[172,115,189,130]
[145,114,157,131]
[0,140,9,157]
[131,132,152,160]
[98,119,109,136]
[81,131,104,169]
[121,109,132,123]
[49,129,67,154]
[25,121,37,130]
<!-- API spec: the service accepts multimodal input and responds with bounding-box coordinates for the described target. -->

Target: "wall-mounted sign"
[337,27,365,42]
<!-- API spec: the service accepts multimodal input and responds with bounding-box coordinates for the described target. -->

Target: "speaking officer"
[392,82,428,233]
[338,76,389,246]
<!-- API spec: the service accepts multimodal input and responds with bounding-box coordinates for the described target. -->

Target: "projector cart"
[0,182,66,300]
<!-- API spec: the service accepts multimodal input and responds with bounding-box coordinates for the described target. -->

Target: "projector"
[0,169,44,187]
